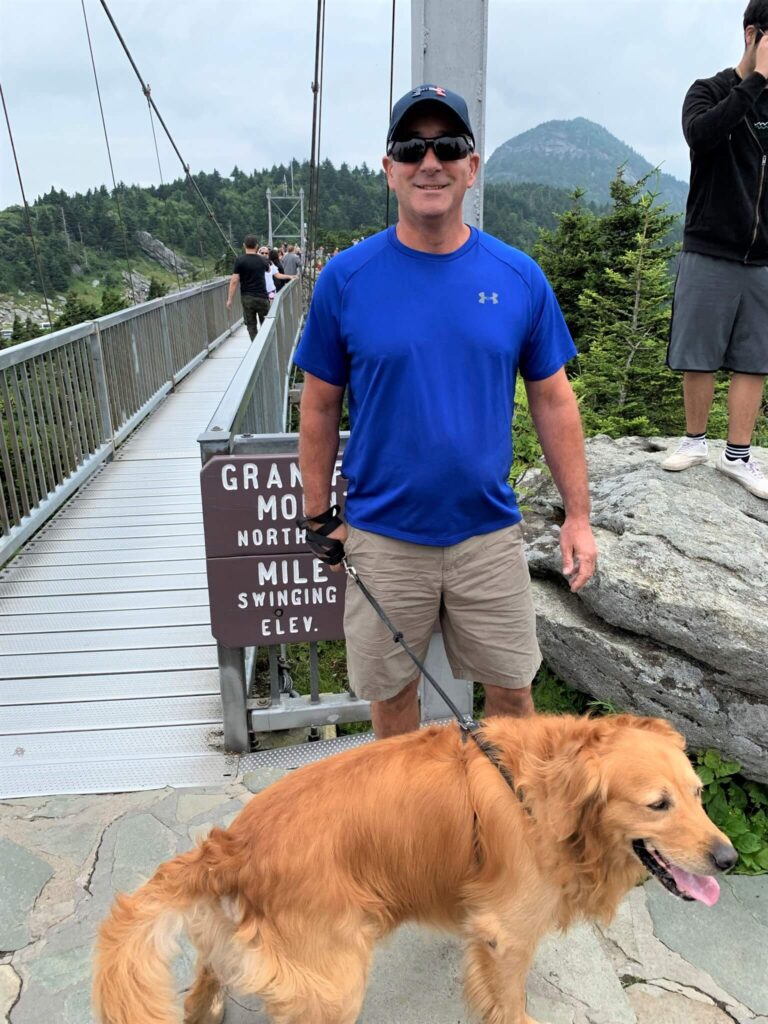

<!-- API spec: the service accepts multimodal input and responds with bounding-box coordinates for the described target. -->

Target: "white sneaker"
[661,437,708,471]
[716,452,768,499]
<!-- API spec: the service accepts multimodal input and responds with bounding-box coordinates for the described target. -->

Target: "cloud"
[0,0,748,208]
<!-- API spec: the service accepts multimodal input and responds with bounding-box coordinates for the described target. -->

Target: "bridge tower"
[411,0,488,229]
[266,181,305,253]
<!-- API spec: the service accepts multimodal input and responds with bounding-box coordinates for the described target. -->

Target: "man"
[226,235,270,340]
[281,244,301,277]
[294,85,597,739]
[663,2,768,499]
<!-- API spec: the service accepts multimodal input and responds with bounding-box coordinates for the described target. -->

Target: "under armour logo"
[478,291,498,304]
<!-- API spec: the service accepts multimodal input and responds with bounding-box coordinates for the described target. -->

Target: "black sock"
[685,432,706,442]
[724,441,750,463]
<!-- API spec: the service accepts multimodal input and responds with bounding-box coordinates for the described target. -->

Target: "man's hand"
[559,515,597,591]
[226,298,232,309]
[323,522,348,574]
[303,519,347,572]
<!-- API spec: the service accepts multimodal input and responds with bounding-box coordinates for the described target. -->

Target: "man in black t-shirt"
[227,234,270,340]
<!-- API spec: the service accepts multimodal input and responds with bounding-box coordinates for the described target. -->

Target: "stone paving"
[1,767,766,1024]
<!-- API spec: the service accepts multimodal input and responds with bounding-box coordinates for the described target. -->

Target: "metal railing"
[0,279,242,565]
[198,276,302,447]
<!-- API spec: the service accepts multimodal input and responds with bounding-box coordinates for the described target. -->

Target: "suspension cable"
[385,0,396,228]
[98,0,237,258]
[80,0,138,303]
[0,79,53,327]
[313,0,327,272]
[307,0,326,290]
[145,87,184,293]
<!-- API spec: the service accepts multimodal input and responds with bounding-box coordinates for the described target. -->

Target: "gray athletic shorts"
[667,251,768,374]
[343,523,542,702]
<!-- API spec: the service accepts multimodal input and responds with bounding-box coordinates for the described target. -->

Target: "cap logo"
[412,85,447,98]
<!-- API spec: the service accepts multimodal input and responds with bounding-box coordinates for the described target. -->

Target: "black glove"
[297,506,345,565]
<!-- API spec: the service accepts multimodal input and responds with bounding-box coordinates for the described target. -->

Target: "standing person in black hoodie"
[663,1,768,499]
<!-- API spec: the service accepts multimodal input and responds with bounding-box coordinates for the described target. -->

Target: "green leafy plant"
[531,665,589,715]
[586,696,621,715]
[695,749,768,875]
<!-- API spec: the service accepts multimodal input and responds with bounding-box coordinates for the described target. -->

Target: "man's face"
[382,109,480,227]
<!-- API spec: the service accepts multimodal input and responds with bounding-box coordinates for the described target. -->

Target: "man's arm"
[298,373,347,568]
[683,39,768,153]
[226,273,239,309]
[524,368,597,591]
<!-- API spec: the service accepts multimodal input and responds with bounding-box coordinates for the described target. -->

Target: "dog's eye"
[648,798,671,811]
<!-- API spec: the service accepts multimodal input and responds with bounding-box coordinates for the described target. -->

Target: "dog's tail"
[92,844,212,1024]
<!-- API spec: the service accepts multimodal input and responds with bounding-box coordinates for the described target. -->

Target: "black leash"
[341,556,526,807]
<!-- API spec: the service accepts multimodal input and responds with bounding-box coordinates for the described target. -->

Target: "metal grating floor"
[241,730,376,771]
[0,328,253,798]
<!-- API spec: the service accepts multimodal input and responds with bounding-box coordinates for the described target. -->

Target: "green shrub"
[695,750,768,875]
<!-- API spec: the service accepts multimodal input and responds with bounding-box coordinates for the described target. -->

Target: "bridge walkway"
[0,328,253,798]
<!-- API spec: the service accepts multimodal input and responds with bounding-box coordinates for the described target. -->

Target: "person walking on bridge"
[294,84,597,739]
[226,234,270,340]
[281,244,301,277]
[663,0,768,499]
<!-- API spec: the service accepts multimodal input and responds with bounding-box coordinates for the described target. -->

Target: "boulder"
[120,269,151,303]
[134,231,189,276]
[523,436,768,781]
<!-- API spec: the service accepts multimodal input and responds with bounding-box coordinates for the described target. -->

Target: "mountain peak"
[486,118,688,211]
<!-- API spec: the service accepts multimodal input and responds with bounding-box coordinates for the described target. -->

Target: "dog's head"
[509,714,737,907]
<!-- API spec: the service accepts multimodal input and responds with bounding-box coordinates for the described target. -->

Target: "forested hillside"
[0,160,588,321]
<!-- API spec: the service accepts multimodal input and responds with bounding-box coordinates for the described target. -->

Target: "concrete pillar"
[411,0,489,228]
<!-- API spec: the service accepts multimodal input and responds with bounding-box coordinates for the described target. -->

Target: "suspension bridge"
[0,0,485,800]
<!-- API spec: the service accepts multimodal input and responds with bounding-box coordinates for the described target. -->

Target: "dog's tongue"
[666,864,721,906]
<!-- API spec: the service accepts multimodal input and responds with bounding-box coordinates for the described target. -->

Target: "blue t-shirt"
[294,226,576,546]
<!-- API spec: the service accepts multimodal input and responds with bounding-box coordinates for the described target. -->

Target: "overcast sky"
[0,0,752,210]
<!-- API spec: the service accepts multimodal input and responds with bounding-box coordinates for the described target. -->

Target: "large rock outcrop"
[523,436,768,781]
[134,231,189,276]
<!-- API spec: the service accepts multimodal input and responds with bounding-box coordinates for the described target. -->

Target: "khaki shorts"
[343,524,541,702]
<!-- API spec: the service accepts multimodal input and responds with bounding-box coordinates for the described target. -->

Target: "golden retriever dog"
[93,713,736,1024]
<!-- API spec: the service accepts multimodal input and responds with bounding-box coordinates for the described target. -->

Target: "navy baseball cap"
[387,84,474,144]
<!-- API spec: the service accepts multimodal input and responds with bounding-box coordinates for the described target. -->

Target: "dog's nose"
[709,841,738,872]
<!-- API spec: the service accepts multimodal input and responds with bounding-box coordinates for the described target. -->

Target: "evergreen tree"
[10,314,24,342]
[534,188,601,351]
[147,277,168,300]
[52,292,100,331]
[23,317,43,340]
[573,180,682,437]
[100,286,125,316]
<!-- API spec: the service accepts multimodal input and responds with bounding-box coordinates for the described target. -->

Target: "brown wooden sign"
[201,454,347,646]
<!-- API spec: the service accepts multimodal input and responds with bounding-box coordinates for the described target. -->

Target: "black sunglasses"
[387,134,474,163]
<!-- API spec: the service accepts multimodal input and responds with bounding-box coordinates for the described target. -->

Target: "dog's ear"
[615,714,686,749]
[529,726,609,843]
